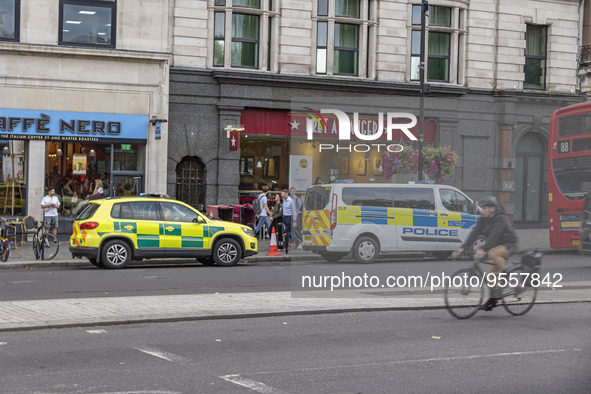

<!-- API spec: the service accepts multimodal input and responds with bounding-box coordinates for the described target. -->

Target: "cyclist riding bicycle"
[451,196,519,311]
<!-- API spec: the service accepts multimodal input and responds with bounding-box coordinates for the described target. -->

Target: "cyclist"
[451,196,519,311]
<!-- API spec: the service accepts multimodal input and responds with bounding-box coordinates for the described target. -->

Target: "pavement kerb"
[0,247,578,270]
[1,297,590,333]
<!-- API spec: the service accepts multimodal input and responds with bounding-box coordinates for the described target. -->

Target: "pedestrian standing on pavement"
[269,193,284,250]
[281,189,297,249]
[40,187,60,240]
[254,185,272,238]
[289,187,303,249]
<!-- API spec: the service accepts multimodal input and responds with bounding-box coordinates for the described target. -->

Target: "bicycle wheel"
[0,244,9,262]
[33,236,41,260]
[42,234,59,260]
[502,283,538,316]
[444,268,485,319]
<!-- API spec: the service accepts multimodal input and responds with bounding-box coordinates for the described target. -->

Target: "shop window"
[0,140,26,216]
[0,0,20,42]
[213,0,276,70]
[411,4,464,83]
[176,156,206,210]
[59,0,116,48]
[113,144,143,172]
[524,24,547,90]
[316,0,374,77]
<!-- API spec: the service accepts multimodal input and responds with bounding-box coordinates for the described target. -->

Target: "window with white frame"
[315,0,375,77]
[213,0,276,70]
[410,4,465,83]
[59,0,116,48]
[0,0,20,42]
[524,24,547,90]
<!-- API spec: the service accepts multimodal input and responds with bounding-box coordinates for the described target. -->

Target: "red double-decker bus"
[548,101,591,248]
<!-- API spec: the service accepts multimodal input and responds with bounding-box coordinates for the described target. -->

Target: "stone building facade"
[167,0,585,228]
[1,0,170,225]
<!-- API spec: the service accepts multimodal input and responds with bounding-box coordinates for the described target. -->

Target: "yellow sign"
[72,154,87,175]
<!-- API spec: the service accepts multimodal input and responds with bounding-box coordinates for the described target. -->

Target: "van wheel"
[353,236,379,264]
[320,253,346,262]
[213,238,242,267]
[469,235,487,253]
[101,240,131,269]
[431,251,452,260]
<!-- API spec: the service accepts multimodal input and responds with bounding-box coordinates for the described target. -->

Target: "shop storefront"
[238,108,437,194]
[0,109,148,221]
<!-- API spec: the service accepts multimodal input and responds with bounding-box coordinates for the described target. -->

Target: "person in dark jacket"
[451,196,519,310]
[269,193,284,250]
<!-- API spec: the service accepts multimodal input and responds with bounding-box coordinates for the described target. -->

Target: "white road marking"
[134,347,188,363]
[86,329,107,334]
[220,374,291,394]
[247,348,578,376]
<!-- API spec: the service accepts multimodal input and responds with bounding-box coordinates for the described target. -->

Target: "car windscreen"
[305,186,332,210]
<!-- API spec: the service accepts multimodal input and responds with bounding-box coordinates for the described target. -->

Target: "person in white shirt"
[40,187,60,239]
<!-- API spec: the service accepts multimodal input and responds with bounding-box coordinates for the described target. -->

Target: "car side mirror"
[471,201,480,214]
[194,216,207,224]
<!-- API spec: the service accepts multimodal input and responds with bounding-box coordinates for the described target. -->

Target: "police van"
[302,183,482,263]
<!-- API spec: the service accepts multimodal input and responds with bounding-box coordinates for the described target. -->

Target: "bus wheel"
[353,236,379,264]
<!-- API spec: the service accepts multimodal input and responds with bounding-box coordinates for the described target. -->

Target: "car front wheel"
[101,240,131,269]
[212,238,242,267]
[352,236,379,264]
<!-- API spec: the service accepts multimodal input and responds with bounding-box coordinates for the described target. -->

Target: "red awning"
[240,108,436,142]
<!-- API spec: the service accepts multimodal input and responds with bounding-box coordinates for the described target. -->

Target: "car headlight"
[242,227,255,237]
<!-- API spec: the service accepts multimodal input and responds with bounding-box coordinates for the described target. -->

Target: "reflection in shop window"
[113,144,143,171]
[0,140,26,216]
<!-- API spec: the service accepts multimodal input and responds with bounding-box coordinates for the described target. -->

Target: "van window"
[111,201,157,220]
[305,186,332,210]
[342,187,393,207]
[393,187,435,210]
[440,189,472,213]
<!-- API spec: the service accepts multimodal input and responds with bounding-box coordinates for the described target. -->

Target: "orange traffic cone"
[266,227,282,256]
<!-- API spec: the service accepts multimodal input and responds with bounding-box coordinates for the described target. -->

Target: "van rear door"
[303,186,332,250]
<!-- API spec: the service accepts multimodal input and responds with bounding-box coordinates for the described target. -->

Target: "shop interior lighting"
[89,149,96,157]
[57,148,63,156]
[66,20,82,24]
[78,11,96,15]
[256,160,262,168]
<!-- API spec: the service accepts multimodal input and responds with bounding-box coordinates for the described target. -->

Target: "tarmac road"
[1,304,590,393]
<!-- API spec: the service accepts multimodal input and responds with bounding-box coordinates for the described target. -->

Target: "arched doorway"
[175,156,206,211]
[514,133,544,224]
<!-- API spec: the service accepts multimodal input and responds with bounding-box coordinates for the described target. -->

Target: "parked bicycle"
[32,219,59,260]
[444,250,543,319]
[0,219,17,262]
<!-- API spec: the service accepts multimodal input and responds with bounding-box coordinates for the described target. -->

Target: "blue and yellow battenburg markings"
[337,207,477,231]
[98,221,228,249]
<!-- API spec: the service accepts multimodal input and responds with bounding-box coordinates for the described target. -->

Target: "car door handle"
[428,212,436,216]
[440,213,448,217]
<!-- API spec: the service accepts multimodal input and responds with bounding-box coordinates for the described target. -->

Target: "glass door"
[112,176,143,197]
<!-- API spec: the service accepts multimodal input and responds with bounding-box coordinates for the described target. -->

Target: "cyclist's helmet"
[480,196,498,207]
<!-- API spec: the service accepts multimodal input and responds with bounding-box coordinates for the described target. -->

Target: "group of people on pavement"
[253,185,303,251]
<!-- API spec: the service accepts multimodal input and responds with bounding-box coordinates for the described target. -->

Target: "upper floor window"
[524,24,547,90]
[0,0,20,42]
[59,0,116,48]
[411,4,465,84]
[213,0,276,70]
[315,0,375,77]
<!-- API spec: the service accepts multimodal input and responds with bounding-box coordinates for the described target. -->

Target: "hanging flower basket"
[384,145,458,183]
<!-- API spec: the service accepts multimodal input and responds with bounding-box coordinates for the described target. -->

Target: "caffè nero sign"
[0,109,148,143]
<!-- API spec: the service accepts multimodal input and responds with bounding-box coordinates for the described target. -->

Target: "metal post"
[418,0,428,181]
